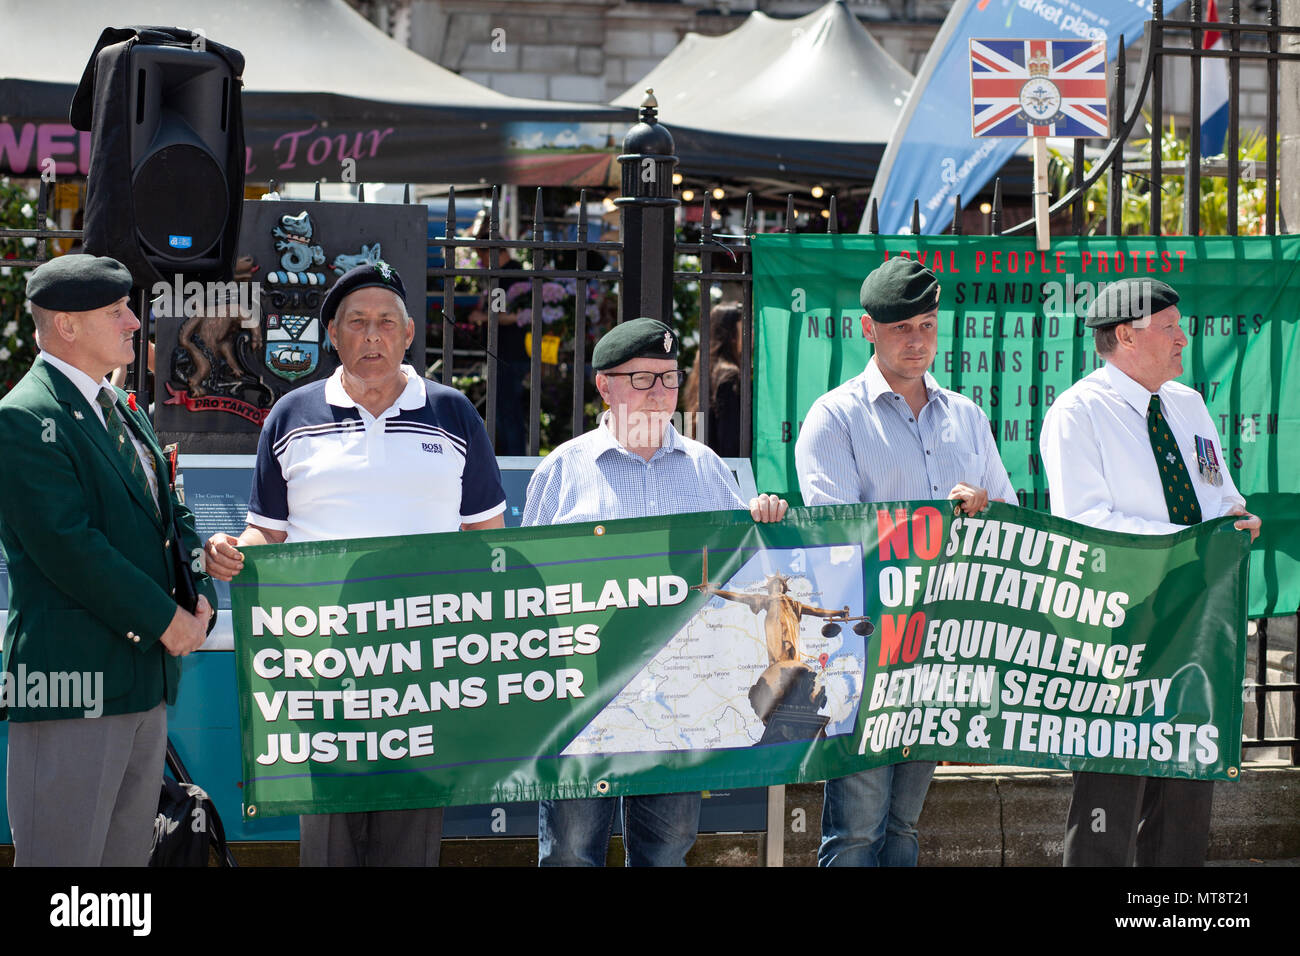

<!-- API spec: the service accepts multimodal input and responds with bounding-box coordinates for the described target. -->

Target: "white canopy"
[2,0,537,107]
[614,1,912,151]
[0,0,629,184]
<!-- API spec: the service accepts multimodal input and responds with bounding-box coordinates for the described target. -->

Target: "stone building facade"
[351,0,1277,140]
[355,0,947,104]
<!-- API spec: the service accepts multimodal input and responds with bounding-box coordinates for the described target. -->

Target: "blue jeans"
[819,761,937,867]
[538,793,701,867]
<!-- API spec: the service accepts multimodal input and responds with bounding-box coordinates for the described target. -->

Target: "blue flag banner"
[865,0,1188,235]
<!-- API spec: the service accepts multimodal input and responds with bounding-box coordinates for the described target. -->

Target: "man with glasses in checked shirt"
[0,255,215,865]
[1040,276,1261,866]
[523,316,788,866]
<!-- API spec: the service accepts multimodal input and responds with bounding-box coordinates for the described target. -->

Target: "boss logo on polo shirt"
[421,441,444,454]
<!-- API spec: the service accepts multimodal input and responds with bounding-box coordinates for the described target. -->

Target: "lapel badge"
[73,410,84,420]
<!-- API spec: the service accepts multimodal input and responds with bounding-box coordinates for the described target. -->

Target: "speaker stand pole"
[133,287,151,409]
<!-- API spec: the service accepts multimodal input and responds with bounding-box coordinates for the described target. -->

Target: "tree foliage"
[0,178,44,393]
[1049,117,1274,236]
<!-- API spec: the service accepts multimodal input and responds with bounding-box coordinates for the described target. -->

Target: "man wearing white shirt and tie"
[1040,277,1260,866]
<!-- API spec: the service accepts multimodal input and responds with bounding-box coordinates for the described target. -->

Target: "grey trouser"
[7,701,167,866]
[298,808,443,866]
[1064,771,1214,866]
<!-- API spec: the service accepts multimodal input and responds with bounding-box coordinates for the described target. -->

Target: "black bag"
[150,740,237,867]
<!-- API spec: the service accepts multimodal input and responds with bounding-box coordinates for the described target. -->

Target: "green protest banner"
[232,502,1248,818]
[752,234,1300,617]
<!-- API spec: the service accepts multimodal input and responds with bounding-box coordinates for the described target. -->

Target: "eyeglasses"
[602,369,686,390]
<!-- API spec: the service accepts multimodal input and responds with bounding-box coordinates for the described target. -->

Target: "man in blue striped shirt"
[524,317,788,866]
[795,257,1015,867]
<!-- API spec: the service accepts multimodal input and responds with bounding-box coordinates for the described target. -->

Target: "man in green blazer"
[0,254,215,866]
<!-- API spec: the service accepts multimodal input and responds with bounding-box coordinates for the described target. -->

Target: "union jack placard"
[970,38,1108,138]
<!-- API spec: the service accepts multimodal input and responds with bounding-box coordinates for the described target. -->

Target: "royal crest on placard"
[1018,51,1063,125]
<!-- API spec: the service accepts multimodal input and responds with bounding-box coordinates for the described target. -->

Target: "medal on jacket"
[1194,435,1223,486]
[163,442,180,489]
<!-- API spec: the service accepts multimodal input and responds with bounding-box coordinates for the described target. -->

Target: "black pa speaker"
[71,27,246,287]
[129,46,235,272]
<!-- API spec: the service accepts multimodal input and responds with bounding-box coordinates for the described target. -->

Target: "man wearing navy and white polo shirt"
[524,317,789,866]
[205,262,505,866]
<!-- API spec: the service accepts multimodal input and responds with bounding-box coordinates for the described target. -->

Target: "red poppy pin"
[127,393,137,412]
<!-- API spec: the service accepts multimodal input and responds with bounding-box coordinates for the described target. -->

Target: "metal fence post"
[616,91,680,325]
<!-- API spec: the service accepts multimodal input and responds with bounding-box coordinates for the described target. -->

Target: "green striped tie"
[1147,395,1202,526]
[96,388,159,519]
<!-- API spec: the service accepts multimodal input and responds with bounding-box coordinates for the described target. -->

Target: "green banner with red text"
[752,234,1300,617]
[232,502,1248,818]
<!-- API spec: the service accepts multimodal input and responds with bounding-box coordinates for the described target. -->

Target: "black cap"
[26,254,133,312]
[592,317,678,370]
[859,257,940,324]
[1083,278,1180,328]
[321,261,408,324]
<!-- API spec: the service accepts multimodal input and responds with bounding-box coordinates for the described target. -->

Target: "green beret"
[859,257,940,324]
[1084,278,1180,328]
[592,317,678,370]
[26,254,133,312]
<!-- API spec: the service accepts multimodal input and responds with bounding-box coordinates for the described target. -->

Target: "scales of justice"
[692,548,873,745]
